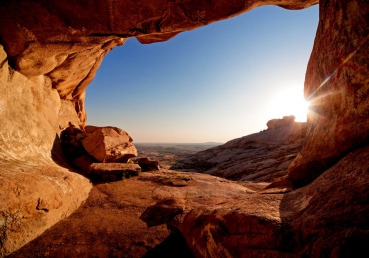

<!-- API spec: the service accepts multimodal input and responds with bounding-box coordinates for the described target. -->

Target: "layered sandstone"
[173,118,306,183]
[0,45,92,256]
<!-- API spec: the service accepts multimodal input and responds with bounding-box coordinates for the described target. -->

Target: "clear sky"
[85,5,319,143]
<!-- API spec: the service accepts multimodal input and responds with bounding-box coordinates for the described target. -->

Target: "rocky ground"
[10,144,369,257]
[9,170,251,258]
[8,117,309,257]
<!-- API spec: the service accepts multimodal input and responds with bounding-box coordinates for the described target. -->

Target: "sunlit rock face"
[288,0,369,187]
[0,45,92,257]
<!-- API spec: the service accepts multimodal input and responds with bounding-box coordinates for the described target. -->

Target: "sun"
[269,88,310,122]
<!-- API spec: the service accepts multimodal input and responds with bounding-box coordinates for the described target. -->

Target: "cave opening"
[85,5,318,144]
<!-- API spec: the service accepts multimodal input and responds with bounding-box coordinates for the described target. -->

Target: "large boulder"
[132,157,160,172]
[82,127,138,163]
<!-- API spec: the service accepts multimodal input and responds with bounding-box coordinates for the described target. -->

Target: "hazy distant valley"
[135,142,222,169]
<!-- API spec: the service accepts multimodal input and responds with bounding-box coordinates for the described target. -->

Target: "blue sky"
[85,5,319,143]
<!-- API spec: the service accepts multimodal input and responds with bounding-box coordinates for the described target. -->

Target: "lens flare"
[269,88,309,122]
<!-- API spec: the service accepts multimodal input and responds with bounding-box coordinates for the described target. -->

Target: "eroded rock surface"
[89,163,141,181]
[0,46,92,257]
[10,150,365,258]
[8,170,250,258]
[173,118,306,182]
[288,0,369,187]
[144,146,369,257]
[7,142,369,257]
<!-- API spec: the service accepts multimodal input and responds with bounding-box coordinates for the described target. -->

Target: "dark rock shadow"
[51,133,72,169]
[142,232,195,258]
[51,133,91,179]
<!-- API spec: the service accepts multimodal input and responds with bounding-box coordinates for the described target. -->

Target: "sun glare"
[268,88,309,122]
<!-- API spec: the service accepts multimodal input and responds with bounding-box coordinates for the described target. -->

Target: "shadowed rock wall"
[288,0,369,186]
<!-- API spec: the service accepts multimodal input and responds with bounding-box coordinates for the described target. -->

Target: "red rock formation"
[82,127,137,163]
[173,119,306,182]
[0,45,92,257]
[170,145,369,257]
[287,0,369,187]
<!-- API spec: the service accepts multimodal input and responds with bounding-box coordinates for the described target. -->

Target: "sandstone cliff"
[172,116,306,183]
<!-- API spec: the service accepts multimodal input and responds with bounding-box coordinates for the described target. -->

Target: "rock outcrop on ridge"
[1,0,369,256]
[172,116,306,183]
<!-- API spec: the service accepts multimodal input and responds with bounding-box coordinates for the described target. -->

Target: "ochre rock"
[0,46,92,256]
[5,148,369,258]
[72,155,95,174]
[139,146,369,257]
[132,157,160,172]
[82,127,137,163]
[84,125,133,142]
[287,0,369,187]
[8,175,177,258]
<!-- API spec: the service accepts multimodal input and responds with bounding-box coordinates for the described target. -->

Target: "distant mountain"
[135,142,223,146]
[175,142,223,146]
